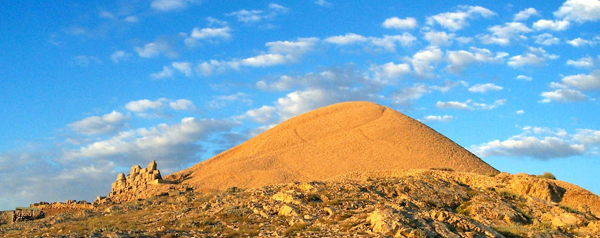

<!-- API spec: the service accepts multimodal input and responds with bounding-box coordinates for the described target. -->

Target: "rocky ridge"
[2,169,599,237]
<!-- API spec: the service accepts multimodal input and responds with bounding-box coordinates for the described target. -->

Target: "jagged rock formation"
[3,169,600,237]
[108,160,163,197]
[169,101,498,191]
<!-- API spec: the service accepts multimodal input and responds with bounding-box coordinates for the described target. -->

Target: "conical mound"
[169,101,498,191]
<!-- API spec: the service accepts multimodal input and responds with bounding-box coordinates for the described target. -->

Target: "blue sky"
[1,0,599,210]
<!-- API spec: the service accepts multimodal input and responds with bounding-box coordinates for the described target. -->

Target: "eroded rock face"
[108,160,163,198]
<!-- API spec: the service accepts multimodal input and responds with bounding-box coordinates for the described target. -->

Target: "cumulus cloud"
[507,47,559,68]
[446,47,508,74]
[567,37,598,47]
[169,99,197,111]
[566,57,595,68]
[256,75,295,91]
[478,22,531,45]
[126,98,168,112]
[554,0,600,23]
[369,34,417,52]
[208,93,252,109]
[561,70,600,90]
[110,51,131,63]
[516,110,525,115]
[171,62,193,77]
[237,106,277,123]
[532,19,571,31]
[423,31,455,47]
[266,37,319,56]
[426,5,496,31]
[382,17,417,30]
[471,126,600,159]
[325,33,368,45]
[227,3,288,23]
[514,8,540,21]
[540,89,588,103]
[370,62,411,81]
[69,111,130,135]
[436,100,472,110]
[516,75,533,81]
[151,66,174,79]
[422,115,453,122]
[67,117,237,171]
[135,40,176,58]
[151,0,199,12]
[125,98,196,117]
[184,27,232,47]
[410,46,444,78]
[468,83,503,93]
[534,33,560,45]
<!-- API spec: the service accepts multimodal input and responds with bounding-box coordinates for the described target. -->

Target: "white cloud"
[171,62,193,77]
[169,99,196,111]
[124,16,139,23]
[276,89,341,120]
[208,93,252,109]
[516,110,525,115]
[507,47,559,68]
[534,33,560,45]
[471,126,600,159]
[110,50,131,63]
[268,3,289,12]
[426,5,496,31]
[73,55,102,66]
[532,19,571,31]
[436,100,472,110]
[151,66,173,79]
[540,89,588,103]
[472,99,506,110]
[516,75,533,81]
[227,4,288,23]
[126,98,167,112]
[390,84,431,106]
[370,62,411,80]
[411,46,444,78]
[423,115,453,122]
[195,60,240,76]
[478,22,531,45]
[368,34,417,52]
[151,0,198,12]
[382,17,417,30]
[266,37,319,56]
[314,0,332,7]
[446,47,507,73]
[554,0,600,23]
[566,57,595,68]
[325,33,368,45]
[239,106,277,123]
[423,31,455,47]
[69,111,130,135]
[514,7,540,21]
[468,83,503,93]
[256,75,295,91]
[184,27,232,47]
[567,37,598,47]
[134,41,175,58]
[241,53,292,67]
[561,70,600,90]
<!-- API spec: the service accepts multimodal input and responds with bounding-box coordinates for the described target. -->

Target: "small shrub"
[456,201,471,216]
[537,172,556,180]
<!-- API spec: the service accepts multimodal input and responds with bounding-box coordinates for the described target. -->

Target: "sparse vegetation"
[537,172,557,180]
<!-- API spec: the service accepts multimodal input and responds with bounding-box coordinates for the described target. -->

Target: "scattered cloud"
[471,126,600,159]
[110,50,131,63]
[410,46,444,78]
[171,62,193,77]
[382,17,417,30]
[73,55,102,66]
[561,70,600,90]
[478,22,531,45]
[151,0,199,12]
[540,88,588,103]
[516,110,525,115]
[314,0,332,7]
[426,5,496,31]
[423,31,455,47]
[532,19,570,31]
[567,37,598,47]
[237,106,277,123]
[370,62,411,81]
[134,40,176,58]
[69,111,130,135]
[325,33,368,45]
[227,3,288,23]
[468,83,503,93]
[184,27,232,47]
[507,47,559,68]
[513,7,540,21]
[554,0,600,23]
[169,99,197,111]
[446,47,507,74]
[151,66,174,79]
[125,98,196,117]
[566,57,595,68]
[534,33,560,45]
[422,115,453,122]
[516,75,533,81]
[436,100,472,110]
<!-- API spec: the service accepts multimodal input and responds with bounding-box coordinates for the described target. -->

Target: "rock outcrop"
[0,208,44,225]
[108,160,163,197]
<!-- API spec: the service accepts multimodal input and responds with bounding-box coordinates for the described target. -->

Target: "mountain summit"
[169,101,498,191]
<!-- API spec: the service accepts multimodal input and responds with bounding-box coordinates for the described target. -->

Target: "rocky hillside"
[2,169,599,237]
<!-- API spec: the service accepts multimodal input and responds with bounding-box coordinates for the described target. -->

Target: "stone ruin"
[0,207,44,225]
[108,160,163,197]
